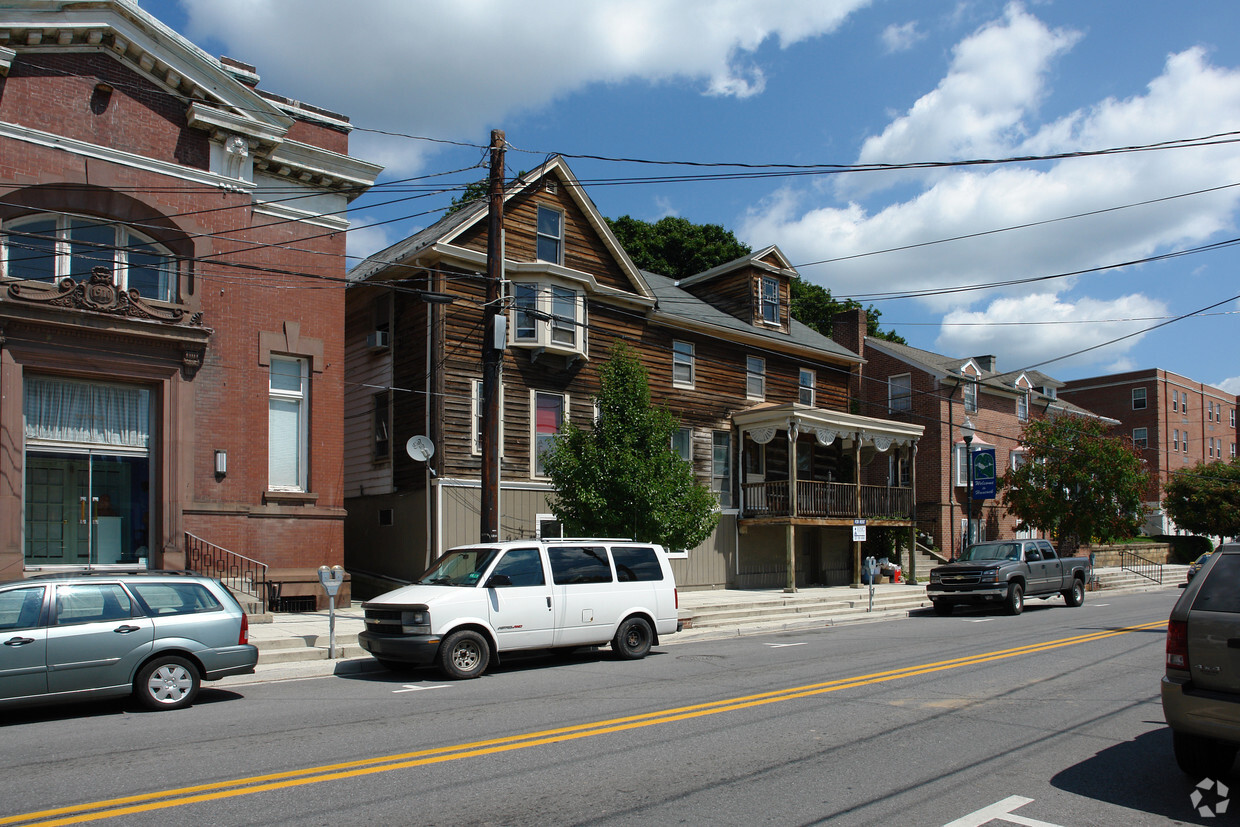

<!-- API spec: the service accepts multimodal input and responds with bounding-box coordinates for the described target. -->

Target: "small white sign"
[852,524,867,542]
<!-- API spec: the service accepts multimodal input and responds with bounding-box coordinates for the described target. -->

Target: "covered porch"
[732,404,923,591]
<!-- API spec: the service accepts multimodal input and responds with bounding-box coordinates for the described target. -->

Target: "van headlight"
[402,610,430,635]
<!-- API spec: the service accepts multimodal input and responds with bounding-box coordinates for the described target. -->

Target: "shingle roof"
[642,270,860,363]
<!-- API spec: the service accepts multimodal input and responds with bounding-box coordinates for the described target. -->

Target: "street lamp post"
[961,417,975,560]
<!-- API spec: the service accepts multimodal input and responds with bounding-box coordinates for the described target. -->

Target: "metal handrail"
[1118,548,1163,585]
[184,532,269,611]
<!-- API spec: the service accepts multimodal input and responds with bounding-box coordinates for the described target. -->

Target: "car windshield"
[415,548,500,587]
[961,542,1021,562]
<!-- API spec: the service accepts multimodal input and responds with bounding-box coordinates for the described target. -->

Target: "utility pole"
[480,130,505,542]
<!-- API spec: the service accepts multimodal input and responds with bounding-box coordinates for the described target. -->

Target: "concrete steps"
[679,589,932,635]
[256,632,364,664]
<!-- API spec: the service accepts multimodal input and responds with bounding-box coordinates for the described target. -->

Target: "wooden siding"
[343,289,394,498]
[454,176,638,294]
[681,265,790,332]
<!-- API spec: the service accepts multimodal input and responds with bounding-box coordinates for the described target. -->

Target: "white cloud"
[933,292,1168,373]
[740,4,1240,376]
[177,0,873,173]
[857,3,1081,170]
[1218,376,1240,395]
[345,215,408,266]
[881,21,924,54]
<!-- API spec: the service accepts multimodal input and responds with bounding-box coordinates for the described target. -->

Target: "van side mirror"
[485,574,513,588]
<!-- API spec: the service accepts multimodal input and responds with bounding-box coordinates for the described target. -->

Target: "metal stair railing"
[1118,548,1164,585]
[184,532,269,611]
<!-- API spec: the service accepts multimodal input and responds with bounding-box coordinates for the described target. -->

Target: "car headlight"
[929,571,942,584]
[979,570,998,583]
[402,610,430,634]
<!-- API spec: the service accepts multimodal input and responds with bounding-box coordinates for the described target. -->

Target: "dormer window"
[536,206,563,265]
[2,213,178,302]
[760,275,780,324]
[508,279,586,360]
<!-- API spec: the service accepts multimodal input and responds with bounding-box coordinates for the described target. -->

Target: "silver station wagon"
[0,571,258,712]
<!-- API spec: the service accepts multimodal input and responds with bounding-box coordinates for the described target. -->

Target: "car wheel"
[1004,583,1024,616]
[612,616,653,660]
[439,630,489,680]
[135,655,200,711]
[932,601,953,616]
[1174,731,1239,778]
[1063,579,1085,607]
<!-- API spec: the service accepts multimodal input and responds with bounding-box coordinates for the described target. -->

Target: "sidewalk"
[218,567,1186,687]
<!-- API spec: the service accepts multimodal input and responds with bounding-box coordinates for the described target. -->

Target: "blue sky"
[140,0,1240,393]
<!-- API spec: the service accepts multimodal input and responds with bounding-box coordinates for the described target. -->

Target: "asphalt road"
[0,589,1218,826]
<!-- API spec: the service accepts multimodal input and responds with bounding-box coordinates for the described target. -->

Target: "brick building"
[830,318,1111,560]
[1058,370,1238,535]
[0,1,380,605]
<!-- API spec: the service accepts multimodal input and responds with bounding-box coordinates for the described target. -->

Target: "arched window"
[1,212,178,303]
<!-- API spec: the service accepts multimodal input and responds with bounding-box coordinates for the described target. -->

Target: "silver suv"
[1162,542,1240,777]
[0,571,258,712]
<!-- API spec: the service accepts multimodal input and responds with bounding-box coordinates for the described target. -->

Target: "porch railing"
[185,532,269,611]
[1119,548,1163,585]
[740,480,914,520]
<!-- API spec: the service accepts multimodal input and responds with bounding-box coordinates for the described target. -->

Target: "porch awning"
[732,402,923,450]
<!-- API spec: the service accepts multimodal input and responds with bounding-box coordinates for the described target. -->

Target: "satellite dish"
[406,435,435,462]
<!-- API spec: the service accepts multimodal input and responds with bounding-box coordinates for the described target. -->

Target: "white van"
[358,539,681,679]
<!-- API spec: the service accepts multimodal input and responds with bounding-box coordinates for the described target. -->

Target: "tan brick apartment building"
[1058,370,1238,535]
[0,1,380,600]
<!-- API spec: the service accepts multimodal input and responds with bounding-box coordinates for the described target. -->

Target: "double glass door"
[24,450,150,568]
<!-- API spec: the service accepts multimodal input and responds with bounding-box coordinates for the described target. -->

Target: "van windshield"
[416,548,500,587]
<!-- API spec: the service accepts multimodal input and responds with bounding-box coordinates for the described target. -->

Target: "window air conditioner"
[366,330,390,350]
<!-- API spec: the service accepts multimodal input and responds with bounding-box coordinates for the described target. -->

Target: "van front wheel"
[613,617,653,660]
[440,630,490,679]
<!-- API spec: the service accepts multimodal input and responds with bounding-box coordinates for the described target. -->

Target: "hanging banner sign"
[971,448,997,500]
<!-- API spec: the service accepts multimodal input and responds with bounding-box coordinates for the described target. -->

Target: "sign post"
[318,565,345,658]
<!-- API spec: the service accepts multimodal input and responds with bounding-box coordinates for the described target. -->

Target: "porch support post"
[908,440,918,583]
[785,420,798,593]
[851,434,862,587]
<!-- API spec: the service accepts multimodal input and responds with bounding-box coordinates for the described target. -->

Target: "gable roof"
[676,245,797,288]
[643,270,860,366]
[349,156,653,302]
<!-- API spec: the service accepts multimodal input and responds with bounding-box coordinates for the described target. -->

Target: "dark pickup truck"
[927,538,1088,616]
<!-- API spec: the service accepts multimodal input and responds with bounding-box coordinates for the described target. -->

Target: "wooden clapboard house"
[343,156,922,594]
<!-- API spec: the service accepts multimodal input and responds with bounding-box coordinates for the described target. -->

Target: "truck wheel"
[439,630,490,679]
[1174,731,1238,778]
[1004,583,1024,616]
[932,601,953,616]
[1063,578,1085,607]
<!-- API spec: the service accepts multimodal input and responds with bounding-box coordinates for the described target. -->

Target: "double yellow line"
[4,620,1165,826]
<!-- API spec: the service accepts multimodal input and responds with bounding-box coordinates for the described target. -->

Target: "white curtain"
[23,376,150,448]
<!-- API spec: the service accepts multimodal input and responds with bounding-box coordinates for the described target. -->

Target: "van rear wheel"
[613,617,653,660]
[439,630,489,679]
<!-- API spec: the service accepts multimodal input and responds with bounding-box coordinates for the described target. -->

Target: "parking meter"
[318,565,345,658]
[864,557,879,611]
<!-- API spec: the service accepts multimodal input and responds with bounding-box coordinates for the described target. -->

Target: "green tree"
[790,279,905,344]
[1163,458,1240,538]
[541,343,719,550]
[608,214,904,343]
[606,215,752,281]
[1001,415,1149,548]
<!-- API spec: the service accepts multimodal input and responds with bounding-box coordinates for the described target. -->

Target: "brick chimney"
[831,309,866,358]
[832,309,866,412]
